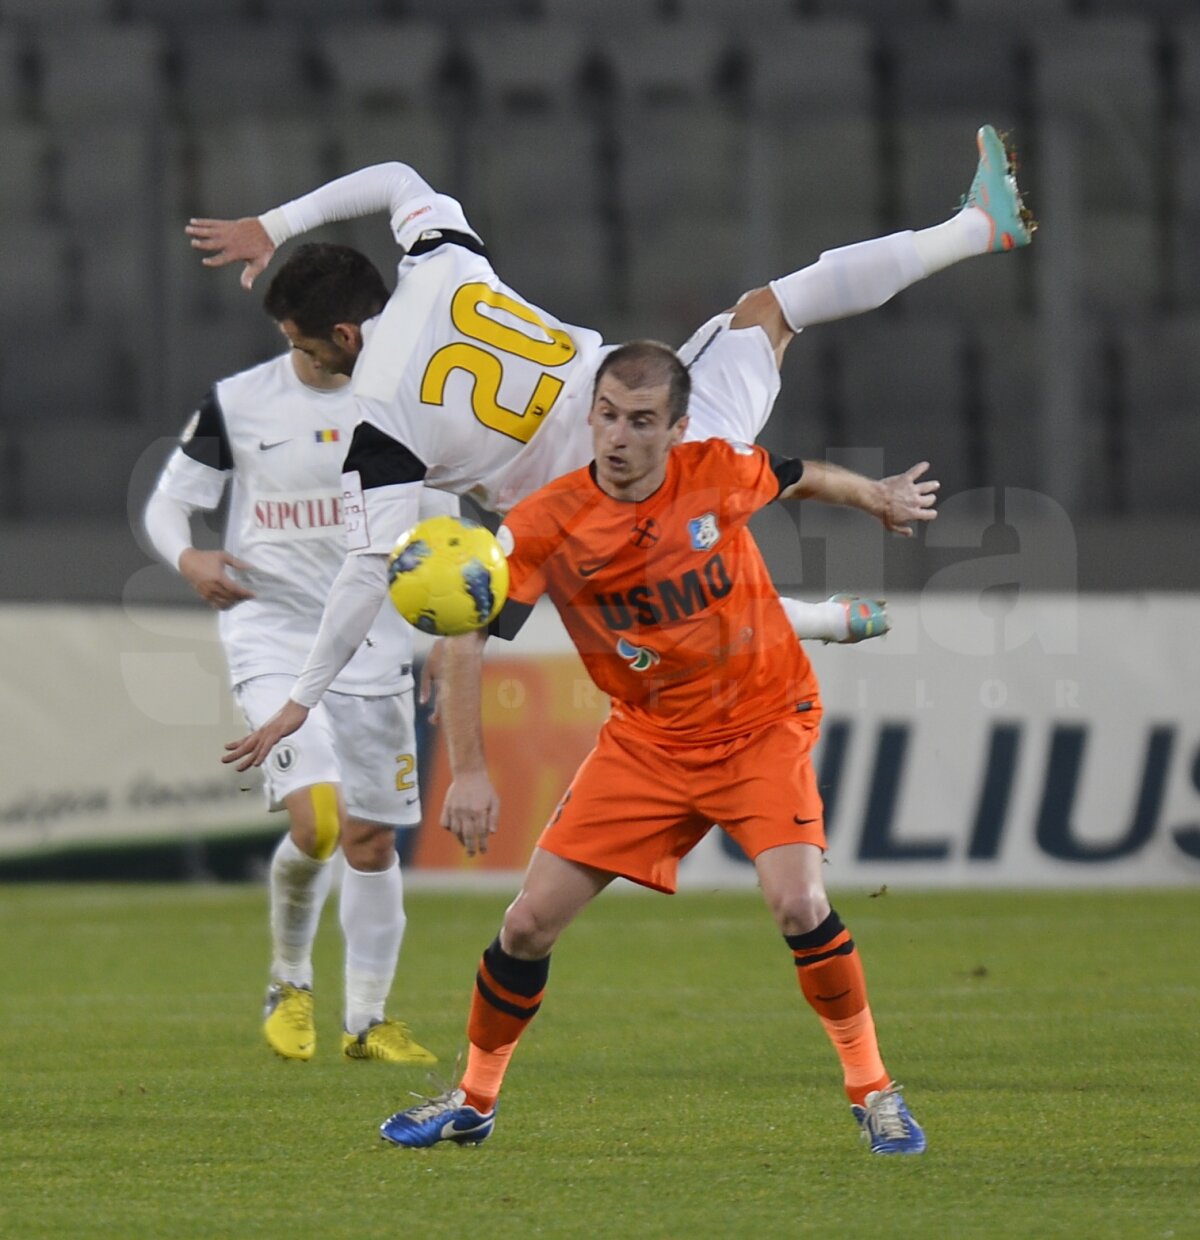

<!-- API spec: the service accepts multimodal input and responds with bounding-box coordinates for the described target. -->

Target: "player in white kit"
[191,125,1032,770]
[144,244,453,1065]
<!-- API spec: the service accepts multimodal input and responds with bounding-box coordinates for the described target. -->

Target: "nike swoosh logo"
[813,990,851,1003]
[440,1116,485,1139]
[578,558,615,577]
[793,815,818,825]
[259,439,290,451]
[404,796,419,806]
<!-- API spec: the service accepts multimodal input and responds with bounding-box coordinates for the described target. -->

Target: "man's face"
[587,373,687,500]
[277,319,361,378]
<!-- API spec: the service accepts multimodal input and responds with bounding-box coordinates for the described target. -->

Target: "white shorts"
[234,675,421,827]
[678,312,782,445]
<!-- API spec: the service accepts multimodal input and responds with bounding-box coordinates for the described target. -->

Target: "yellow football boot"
[342,1018,437,1065]
[263,982,315,1061]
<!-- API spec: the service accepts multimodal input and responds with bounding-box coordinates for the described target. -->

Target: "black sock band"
[482,935,550,998]
[784,909,845,954]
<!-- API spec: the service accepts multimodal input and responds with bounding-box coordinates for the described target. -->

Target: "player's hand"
[441,768,499,858]
[418,638,446,724]
[222,700,309,773]
[877,461,940,537]
[179,548,255,610]
[186,216,276,290]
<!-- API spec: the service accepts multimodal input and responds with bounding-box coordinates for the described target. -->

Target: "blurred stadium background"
[0,0,1197,884]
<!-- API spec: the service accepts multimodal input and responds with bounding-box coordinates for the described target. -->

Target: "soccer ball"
[386,514,510,636]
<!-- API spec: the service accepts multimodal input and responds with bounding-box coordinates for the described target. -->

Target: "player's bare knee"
[342,820,397,871]
[286,782,343,861]
[500,899,557,959]
[770,884,831,937]
[728,286,794,360]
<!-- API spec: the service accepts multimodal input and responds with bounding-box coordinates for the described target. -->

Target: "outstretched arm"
[780,459,939,537]
[185,162,438,288]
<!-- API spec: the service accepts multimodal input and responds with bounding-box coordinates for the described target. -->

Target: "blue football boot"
[851,1083,927,1155]
[380,1088,496,1148]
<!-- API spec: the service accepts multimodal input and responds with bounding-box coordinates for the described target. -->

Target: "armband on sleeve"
[180,389,232,472]
[769,453,804,497]
[488,598,535,642]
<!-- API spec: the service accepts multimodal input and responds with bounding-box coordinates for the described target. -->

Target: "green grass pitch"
[2,884,1197,1239]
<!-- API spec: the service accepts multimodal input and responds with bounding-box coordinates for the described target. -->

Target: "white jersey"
[342,242,604,552]
[262,162,777,560]
[153,352,454,693]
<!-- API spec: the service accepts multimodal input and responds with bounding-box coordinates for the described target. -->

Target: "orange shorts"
[537,714,826,894]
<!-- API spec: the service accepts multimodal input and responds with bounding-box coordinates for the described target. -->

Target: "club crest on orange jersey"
[616,637,660,672]
[688,513,720,551]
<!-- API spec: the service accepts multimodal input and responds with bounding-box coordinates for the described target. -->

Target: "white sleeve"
[258,162,480,254]
[289,552,390,709]
[143,486,196,572]
[143,449,228,570]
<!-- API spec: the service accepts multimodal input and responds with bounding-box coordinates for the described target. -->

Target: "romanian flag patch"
[314,429,341,443]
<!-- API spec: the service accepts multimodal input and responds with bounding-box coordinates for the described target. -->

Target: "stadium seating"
[36,25,166,122]
[0,29,26,118]
[1032,17,1163,217]
[123,0,251,23]
[1,0,115,21]
[831,317,973,493]
[0,119,51,221]
[889,20,1027,123]
[0,0,1194,534]
[1118,317,1200,514]
[319,20,451,111]
[0,324,128,430]
[0,222,76,328]
[540,0,668,25]
[745,19,875,115]
[15,416,159,519]
[175,24,317,120]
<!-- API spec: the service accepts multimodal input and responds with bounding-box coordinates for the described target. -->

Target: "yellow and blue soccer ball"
[387,514,509,636]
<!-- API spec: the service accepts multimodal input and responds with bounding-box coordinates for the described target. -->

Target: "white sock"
[340,857,406,1034]
[909,207,992,276]
[768,204,996,334]
[769,231,927,332]
[779,596,848,643]
[268,833,332,988]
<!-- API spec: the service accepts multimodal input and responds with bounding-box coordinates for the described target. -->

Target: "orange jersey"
[498,439,821,744]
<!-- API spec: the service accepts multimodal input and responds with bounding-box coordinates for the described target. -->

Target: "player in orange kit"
[380,340,938,1155]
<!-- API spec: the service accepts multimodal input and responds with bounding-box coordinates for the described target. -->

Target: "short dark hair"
[262,242,389,338]
[593,340,691,425]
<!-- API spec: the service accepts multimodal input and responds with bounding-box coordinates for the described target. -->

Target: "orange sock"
[459,936,549,1113]
[786,910,890,1106]
[461,1041,516,1113]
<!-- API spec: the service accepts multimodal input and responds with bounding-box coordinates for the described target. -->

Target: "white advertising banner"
[0,605,272,855]
[2,597,1198,888]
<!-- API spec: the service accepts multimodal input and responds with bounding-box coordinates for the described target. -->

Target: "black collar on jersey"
[405,230,489,261]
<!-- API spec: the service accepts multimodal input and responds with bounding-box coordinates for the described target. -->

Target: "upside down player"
[205,125,1033,772]
[377,341,938,1155]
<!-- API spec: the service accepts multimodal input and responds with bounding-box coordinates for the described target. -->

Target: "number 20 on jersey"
[420,282,578,444]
